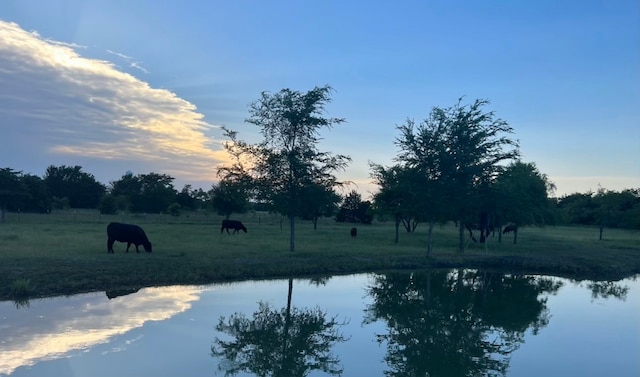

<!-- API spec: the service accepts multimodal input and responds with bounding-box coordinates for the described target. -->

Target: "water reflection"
[212,278,349,377]
[363,270,563,377]
[0,286,202,376]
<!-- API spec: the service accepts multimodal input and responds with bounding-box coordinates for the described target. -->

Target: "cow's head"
[143,242,153,253]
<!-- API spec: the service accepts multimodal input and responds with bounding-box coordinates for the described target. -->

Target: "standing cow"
[221,219,247,234]
[107,222,152,253]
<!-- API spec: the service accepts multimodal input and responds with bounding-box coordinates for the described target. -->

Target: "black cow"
[350,227,357,238]
[107,222,152,253]
[221,219,247,234]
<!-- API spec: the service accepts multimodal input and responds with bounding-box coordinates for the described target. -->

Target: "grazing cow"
[350,227,357,238]
[221,219,247,234]
[107,222,152,253]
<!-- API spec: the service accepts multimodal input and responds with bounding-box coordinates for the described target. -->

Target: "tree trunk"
[0,205,5,223]
[458,220,465,253]
[394,215,400,244]
[513,227,518,244]
[289,215,295,252]
[312,216,318,230]
[599,224,604,240]
[498,223,503,243]
[427,219,434,255]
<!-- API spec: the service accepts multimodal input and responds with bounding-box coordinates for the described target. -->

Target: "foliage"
[110,172,177,213]
[299,183,341,229]
[377,99,519,253]
[493,161,555,243]
[43,165,105,208]
[0,168,28,220]
[209,180,250,219]
[99,194,118,215]
[335,190,373,224]
[223,85,351,251]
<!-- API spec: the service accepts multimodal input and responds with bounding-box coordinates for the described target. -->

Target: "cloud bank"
[0,21,227,184]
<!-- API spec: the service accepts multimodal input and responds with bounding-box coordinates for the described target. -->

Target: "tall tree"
[225,85,351,252]
[0,168,28,222]
[436,99,519,252]
[43,165,105,208]
[494,161,554,243]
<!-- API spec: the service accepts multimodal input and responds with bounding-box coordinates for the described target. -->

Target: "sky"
[1,0,638,199]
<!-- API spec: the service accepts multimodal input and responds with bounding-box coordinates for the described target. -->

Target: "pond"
[1,270,638,377]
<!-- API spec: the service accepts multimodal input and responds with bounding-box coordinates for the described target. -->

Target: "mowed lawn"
[1,210,639,300]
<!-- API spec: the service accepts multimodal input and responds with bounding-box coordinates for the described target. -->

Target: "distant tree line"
[2,90,638,252]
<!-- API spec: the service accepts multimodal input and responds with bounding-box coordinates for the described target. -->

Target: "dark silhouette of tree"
[109,172,177,213]
[18,173,51,213]
[593,188,640,240]
[212,279,348,377]
[221,85,351,252]
[299,183,341,230]
[43,165,105,208]
[389,99,519,253]
[363,270,562,377]
[0,168,28,222]
[493,161,555,244]
[210,180,250,219]
[335,190,373,224]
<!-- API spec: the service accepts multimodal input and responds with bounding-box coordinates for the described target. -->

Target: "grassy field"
[1,209,639,301]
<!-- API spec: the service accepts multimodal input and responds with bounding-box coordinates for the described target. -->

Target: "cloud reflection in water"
[0,286,203,375]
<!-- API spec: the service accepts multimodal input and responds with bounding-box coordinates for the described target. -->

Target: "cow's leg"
[221,225,225,234]
[135,244,140,253]
[107,238,115,253]
[126,242,131,253]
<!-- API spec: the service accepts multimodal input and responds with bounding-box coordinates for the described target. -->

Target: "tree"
[335,190,373,224]
[43,165,105,208]
[224,85,351,252]
[299,183,341,230]
[493,161,555,244]
[371,165,424,244]
[109,172,177,213]
[19,174,51,213]
[0,168,28,222]
[593,188,640,239]
[434,99,519,252]
[210,179,250,219]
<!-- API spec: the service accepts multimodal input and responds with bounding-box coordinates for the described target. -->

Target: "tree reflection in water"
[212,278,348,377]
[363,269,564,377]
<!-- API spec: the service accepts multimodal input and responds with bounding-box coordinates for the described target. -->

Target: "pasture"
[1,209,639,301]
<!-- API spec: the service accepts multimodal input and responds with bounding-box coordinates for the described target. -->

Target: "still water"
[1,270,638,377]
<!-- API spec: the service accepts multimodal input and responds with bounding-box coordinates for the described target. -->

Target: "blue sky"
[1,0,638,198]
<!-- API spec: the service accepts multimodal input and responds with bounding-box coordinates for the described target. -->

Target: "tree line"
[2,86,638,252]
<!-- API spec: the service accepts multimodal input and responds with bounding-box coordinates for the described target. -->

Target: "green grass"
[0,209,639,301]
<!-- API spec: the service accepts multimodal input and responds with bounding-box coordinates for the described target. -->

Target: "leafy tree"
[99,194,118,215]
[335,190,373,224]
[493,161,555,244]
[19,173,51,213]
[175,184,201,210]
[223,85,351,252]
[0,168,28,222]
[370,165,426,244]
[299,183,341,230]
[557,192,597,225]
[432,99,519,252]
[210,180,250,219]
[43,165,105,208]
[593,188,640,239]
[109,172,177,213]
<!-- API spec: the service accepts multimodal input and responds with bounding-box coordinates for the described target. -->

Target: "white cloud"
[0,21,228,185]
